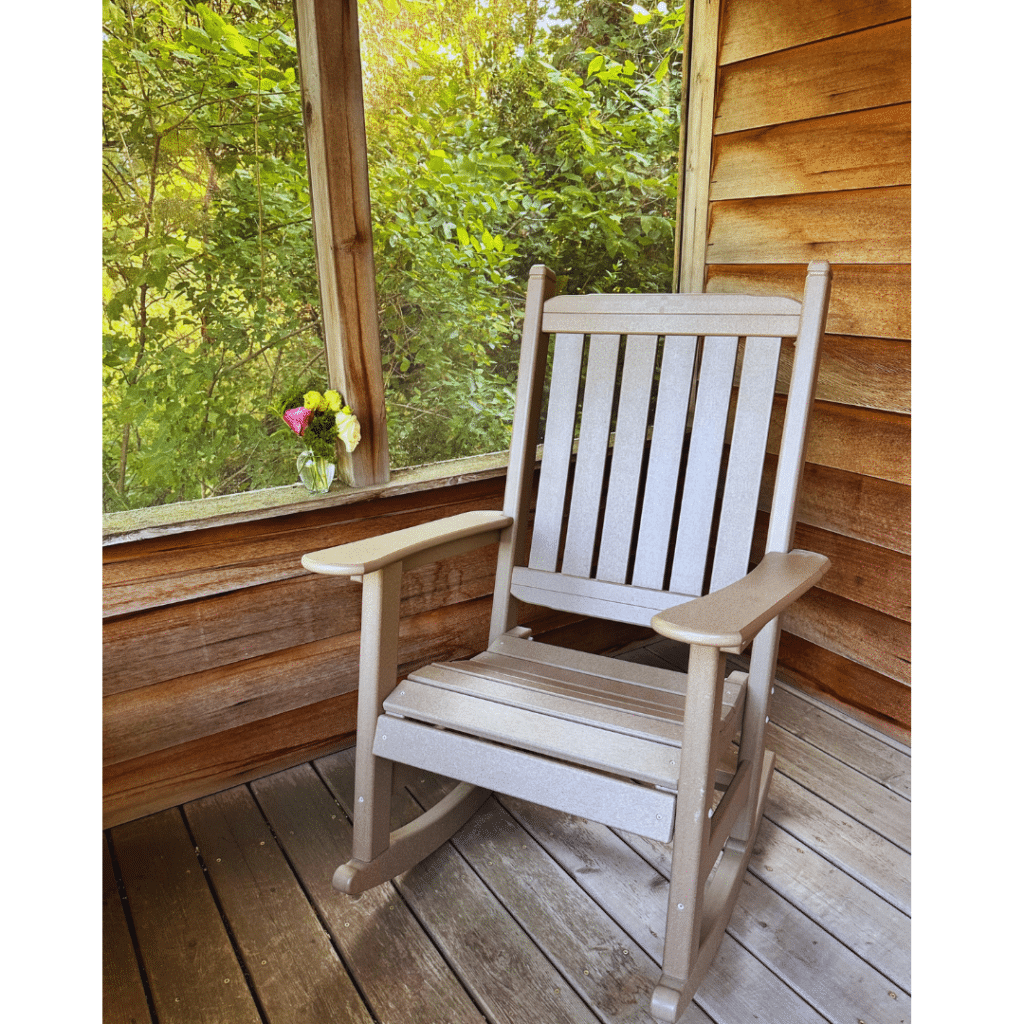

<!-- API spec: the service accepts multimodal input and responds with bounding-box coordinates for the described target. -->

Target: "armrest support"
[301,509,513,577]
[651,550,830,653]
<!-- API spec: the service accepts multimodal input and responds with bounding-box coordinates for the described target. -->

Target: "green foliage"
[102,0,324,511]
[363,0,685,466]
[103,0,685,508]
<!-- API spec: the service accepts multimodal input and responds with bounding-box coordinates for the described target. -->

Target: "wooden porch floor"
[103,637,910,1024]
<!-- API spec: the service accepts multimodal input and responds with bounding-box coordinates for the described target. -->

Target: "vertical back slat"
[528,333,585,571]
[669,337,739,595]
[632,335,698,589]
[595,334,659,583]
[709,336,782,591]
[561,334,621,577]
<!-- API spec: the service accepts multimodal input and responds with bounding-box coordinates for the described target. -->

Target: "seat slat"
[406,666,688,744]
[711,336,782,591]
[487,633,691,690]
[529,332,585,572]
[472,649,744,708]
[383,679,683,788]
[670,337,739,595]
[411,658,745,737]
[561,334,621,576]
[596,333,659,583]
[632,335,698,590]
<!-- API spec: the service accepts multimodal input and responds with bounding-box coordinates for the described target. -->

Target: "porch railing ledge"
[102,450,521,546]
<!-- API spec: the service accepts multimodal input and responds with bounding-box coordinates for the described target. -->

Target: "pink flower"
[283,406,313,436]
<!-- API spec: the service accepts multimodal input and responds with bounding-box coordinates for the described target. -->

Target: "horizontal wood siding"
[102,477,515,827]
[698,0,911,737]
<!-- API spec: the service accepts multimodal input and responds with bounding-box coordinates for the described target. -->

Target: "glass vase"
[297,451,336,494]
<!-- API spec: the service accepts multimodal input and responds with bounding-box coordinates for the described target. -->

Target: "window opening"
[358,0,687,469]
[103,0,324,512]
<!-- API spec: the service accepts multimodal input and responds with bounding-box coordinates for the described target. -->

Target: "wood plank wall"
[102,479,501,827]
[703,0,910,738]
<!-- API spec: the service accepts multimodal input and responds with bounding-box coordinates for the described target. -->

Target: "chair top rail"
[543,291,802,315]
[541,309,804,338]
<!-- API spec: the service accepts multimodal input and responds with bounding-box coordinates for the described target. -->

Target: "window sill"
[102,451,514,546]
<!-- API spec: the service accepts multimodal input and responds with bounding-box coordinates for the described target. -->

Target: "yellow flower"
[336,408,361,453]
[323,389,342,413]
[303,390,322,410]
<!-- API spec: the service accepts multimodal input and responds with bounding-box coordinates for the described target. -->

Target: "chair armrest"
[651,550,830,653]
[301,509,513,577]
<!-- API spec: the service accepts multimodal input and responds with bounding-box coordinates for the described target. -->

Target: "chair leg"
[349,563,403,865]
[339,561,491,894]
[651,643,776,1023]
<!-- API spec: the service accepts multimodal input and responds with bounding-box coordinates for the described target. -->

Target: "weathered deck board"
[249,763,487,1024]
[103,648,910,1024]
[102,839,152,1024]
[182,787,374,1024]
[109,809,263,1024]
[318,750,607,1024]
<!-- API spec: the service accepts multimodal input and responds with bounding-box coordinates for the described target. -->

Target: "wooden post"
[676,0,722,294]
[294,0,390,486]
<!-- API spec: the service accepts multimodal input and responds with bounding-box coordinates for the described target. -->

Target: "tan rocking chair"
[302,262,832,1021]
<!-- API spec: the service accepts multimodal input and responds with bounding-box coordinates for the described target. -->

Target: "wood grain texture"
[752,513,909,621]
[320,751,605,1024]
[109,809,262,1024]
[103,540,501,696]
[776,632,910,740]
[768,684,909,798]
[764,770,909,913]
[783,588,910,685]
[296,0,388,484]
[677,0,723,291]
[768,398,910,485]
[719,0,911,64]
[103,839,153,1024]
[740,333,908,413]
[183,787,375,1024]
[799,334,908,413]
[405,773,673,1024]
[707,187,910,265]
[766,722,909,851]
[249,763,488,1024]
[103,607,628,827]
[104,689,360,829]
[103,675,910,1023]
[710,105,910,201]
[103,476,507,618]
[715,20,910,133]
[761,457,909,554]
[706,263,910,341]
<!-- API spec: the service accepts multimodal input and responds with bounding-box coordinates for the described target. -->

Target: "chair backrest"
[489,263,831,640]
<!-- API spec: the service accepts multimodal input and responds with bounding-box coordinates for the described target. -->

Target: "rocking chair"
[302,262,832,1021]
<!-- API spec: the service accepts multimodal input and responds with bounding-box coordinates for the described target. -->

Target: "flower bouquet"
[282,387,361,493]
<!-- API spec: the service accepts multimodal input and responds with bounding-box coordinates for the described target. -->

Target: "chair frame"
[302,262,832,1021]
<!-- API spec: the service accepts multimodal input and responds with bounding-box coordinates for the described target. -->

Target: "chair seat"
[374,634,746,841]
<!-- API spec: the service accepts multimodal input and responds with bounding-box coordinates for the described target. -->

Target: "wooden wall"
[698,0,911,737]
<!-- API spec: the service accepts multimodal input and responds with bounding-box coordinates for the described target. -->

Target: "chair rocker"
[302,261,833,1021]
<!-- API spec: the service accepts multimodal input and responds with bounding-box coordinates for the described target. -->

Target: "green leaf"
[587,54,605,77]
[653,55,671,84]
